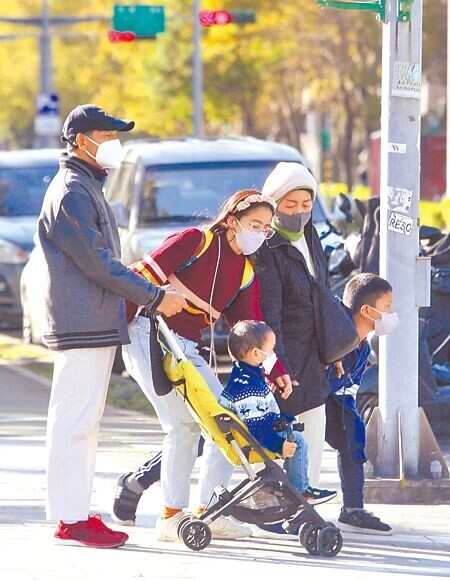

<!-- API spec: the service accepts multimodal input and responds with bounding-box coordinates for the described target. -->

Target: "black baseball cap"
[61,104,135,144]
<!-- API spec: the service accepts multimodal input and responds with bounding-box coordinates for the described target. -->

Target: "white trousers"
[45,346,116,521]
[122,316,234,509]
[296,404,326,487]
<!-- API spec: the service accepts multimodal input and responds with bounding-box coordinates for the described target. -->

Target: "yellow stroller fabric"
[163,352,278,466]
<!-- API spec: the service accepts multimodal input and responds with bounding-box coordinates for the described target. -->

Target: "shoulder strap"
[176,229,214,272]
[240,258,254,291]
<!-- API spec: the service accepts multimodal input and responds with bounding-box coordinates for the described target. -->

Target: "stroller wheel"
[177,515,194,540]
[181,519,212,551]
[298,522,309,547]
[302,524,321,555]
[318,526,343,557]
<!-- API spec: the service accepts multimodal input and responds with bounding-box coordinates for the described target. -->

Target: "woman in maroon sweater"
[116,189,292,542]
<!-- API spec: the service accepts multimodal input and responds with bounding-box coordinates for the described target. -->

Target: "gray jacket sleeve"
[46,189,163,311]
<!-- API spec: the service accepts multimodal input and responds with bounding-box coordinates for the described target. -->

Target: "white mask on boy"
[369,307,399,336]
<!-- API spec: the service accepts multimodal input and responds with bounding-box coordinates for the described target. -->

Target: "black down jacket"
[253,221,330,415]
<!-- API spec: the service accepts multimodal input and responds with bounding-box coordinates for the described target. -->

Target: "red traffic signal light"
[108,30,136,43]
[199,10,232,27]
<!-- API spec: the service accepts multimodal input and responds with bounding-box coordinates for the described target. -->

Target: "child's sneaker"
[54,514,128,548]
[303,486,338,505]
[338,507,392,535]
[155,511,187,542]
[112,472,142,526]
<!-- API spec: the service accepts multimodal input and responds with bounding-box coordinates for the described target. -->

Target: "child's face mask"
[367,306,399,336]
[257,349,277,374]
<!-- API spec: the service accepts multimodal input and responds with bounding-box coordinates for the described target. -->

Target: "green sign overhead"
[113,5,165,38]
[317,0,386,21]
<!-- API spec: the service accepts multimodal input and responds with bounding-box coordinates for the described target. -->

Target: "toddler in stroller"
[158,316,344,557]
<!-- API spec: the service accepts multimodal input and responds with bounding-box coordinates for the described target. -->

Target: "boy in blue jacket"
[220,320,336,508]
[326,273,398,535]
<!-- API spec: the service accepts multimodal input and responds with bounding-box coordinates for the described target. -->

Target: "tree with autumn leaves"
[0,0,446,188]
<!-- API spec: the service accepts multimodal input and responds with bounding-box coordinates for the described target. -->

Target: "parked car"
[0,149,60,328]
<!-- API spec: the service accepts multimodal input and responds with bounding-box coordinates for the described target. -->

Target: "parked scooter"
[328,194,450,434]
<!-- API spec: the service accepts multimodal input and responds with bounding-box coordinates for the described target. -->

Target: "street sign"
[34,93,61,137]
[113,5,165,38]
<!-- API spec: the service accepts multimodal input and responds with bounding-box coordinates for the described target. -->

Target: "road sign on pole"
[34,93,61,137]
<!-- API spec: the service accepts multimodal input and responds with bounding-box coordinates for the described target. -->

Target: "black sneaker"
[303,486,338,505]
[338,508,392,535]
[111,472,142,526]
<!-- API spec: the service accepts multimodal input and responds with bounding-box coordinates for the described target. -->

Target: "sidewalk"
[1,361,450,580]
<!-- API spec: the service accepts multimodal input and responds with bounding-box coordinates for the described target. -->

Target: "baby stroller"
[155,316,343,557]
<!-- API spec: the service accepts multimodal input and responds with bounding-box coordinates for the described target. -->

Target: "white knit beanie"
[261,162,317,203]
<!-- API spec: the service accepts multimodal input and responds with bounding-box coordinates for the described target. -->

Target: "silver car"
[0,149,60,329]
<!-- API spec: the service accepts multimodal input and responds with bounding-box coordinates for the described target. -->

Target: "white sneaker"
[209,516,252,539]
[155,511,186,542]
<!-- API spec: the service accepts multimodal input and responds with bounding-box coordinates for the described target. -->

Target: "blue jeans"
[325,394,366,508]
[281,430,310,492]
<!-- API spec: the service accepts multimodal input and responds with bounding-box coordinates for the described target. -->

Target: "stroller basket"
[156,316,343,557]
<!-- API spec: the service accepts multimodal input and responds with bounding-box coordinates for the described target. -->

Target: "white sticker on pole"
[387,142,406,153]
[387,186,413,213]
[392,61,421,99]
[387,211,414,236]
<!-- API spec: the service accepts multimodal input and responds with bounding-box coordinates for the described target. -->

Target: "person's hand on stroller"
[282,439,297,458]
[156,290,187,317]
[275,374,294,399]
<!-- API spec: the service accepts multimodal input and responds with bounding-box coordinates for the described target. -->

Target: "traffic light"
[108,30,136,43]
[199,9,256,27]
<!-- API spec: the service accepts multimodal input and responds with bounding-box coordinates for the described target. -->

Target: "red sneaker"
[54,514,129,548]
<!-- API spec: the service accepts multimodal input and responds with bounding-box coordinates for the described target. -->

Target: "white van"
[104,136,336,264]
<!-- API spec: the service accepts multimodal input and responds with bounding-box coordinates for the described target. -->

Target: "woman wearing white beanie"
[255,162,330,490]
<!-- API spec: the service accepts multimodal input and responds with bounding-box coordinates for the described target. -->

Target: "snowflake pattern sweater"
[219,361,294,454]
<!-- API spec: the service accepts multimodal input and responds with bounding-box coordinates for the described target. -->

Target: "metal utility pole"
[378,0,425,478]
[38,0,53,147]
[447,0,450,198]
[192,0,203,137]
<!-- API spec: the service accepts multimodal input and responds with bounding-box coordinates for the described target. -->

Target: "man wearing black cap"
[33,104,186,549]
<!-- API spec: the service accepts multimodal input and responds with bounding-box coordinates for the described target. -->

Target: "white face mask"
[84,136,123,168]
[234,218,266,255]
[258,349,277,374]
[368,307,399,336]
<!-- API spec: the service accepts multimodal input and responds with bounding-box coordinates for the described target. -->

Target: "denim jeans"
[281,429,310,492]
[122,316,234,509]
[325,394,366,508]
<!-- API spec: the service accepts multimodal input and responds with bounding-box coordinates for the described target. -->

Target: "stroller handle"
[155,315,188,362]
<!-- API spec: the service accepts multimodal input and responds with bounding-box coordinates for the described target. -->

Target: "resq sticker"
[388,211,414,236]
